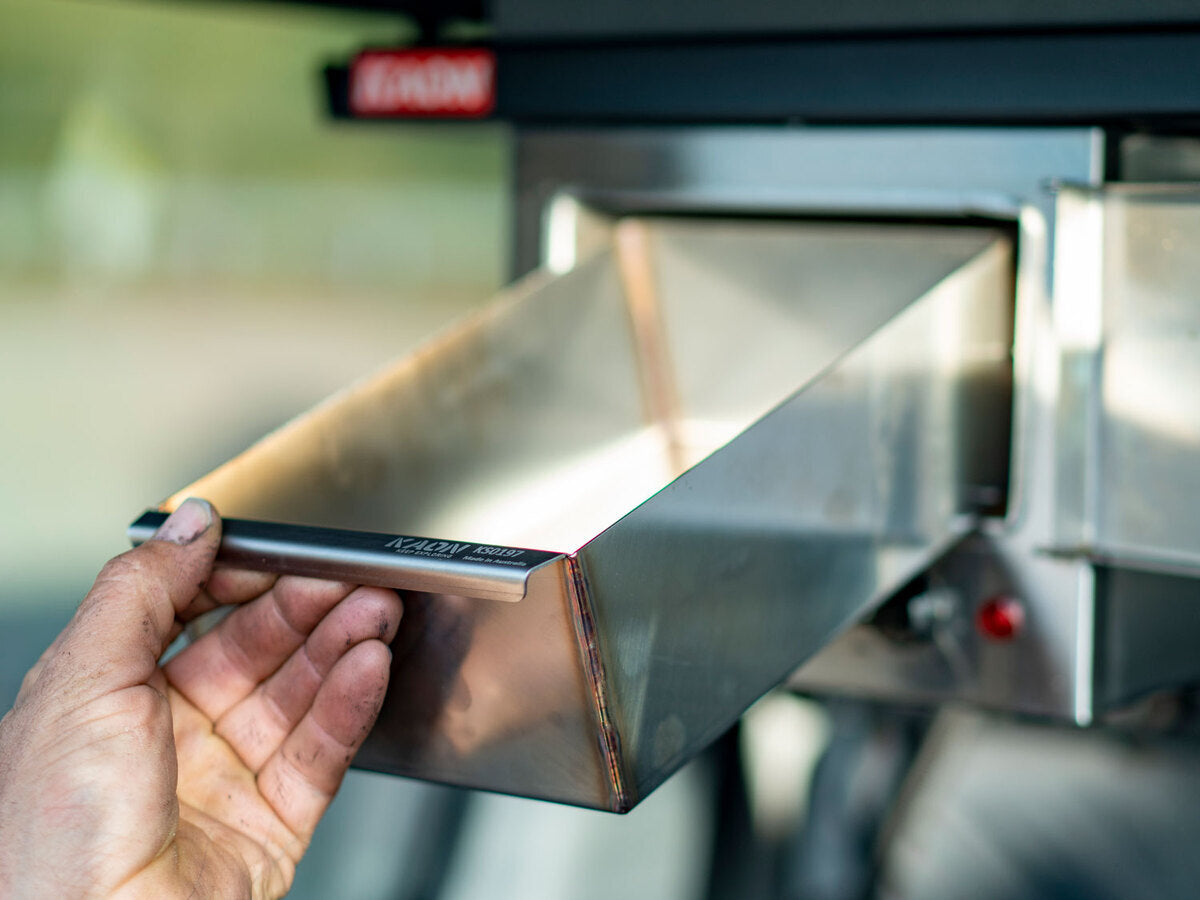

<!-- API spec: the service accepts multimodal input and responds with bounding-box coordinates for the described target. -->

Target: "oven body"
[165,7,1200,811]
[513,125,1200,727]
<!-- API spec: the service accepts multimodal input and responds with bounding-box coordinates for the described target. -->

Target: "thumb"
[51,499,223,699]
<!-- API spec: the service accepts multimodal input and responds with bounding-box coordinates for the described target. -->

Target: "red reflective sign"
[350,49,496,118]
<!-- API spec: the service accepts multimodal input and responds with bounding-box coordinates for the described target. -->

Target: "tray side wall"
[578,241,1015,803]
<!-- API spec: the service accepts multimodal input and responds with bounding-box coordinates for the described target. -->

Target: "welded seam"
[564,555,631,812]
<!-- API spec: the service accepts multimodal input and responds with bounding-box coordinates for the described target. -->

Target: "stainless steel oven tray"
[135,217,1013,810]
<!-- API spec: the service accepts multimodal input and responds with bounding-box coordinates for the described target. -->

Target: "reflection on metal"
[514,127,1101,277]
[575,233,1013,802]
[161,216,1012,810]
[791,536,1094,721]
[795,175,1200,726]
[128,511,562,603]
[522,128,1123,726]
[614,219,686,475]
[1054,185,1200,573]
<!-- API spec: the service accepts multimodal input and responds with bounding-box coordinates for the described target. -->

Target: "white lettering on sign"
[350,50,495,117]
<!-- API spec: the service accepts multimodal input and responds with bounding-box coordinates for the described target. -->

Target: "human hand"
[0,499,402,899]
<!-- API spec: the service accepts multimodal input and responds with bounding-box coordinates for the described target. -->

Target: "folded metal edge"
[128,510,564,603]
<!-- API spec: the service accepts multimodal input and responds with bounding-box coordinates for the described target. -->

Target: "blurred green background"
[0,0,508,611]
[0,2,516,895]
[0,8,724,899]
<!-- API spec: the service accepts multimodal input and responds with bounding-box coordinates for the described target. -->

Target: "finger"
[164,576,360,721]
[256,640,391,842]
[37,499,221,701]
[177,567,280,624]
[214,587,402,770]
[17,573,258,707]
[162,568,282,649]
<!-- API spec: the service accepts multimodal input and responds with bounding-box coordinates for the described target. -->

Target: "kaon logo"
[385,537,470,556]
[350,49,496,118]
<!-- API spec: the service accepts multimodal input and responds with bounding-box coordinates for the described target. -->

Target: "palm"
[145,686,302,898]
[147,571,398,898]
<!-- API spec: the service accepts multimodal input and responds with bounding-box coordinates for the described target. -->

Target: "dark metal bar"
[128,510,561,602]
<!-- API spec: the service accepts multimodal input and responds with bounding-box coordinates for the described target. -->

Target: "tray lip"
[129,508,565,602]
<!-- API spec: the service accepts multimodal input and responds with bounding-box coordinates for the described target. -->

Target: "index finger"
[174,566,281,626]
[164,576,370,722]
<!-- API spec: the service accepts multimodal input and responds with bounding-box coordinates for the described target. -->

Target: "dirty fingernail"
[153,498,215,545]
